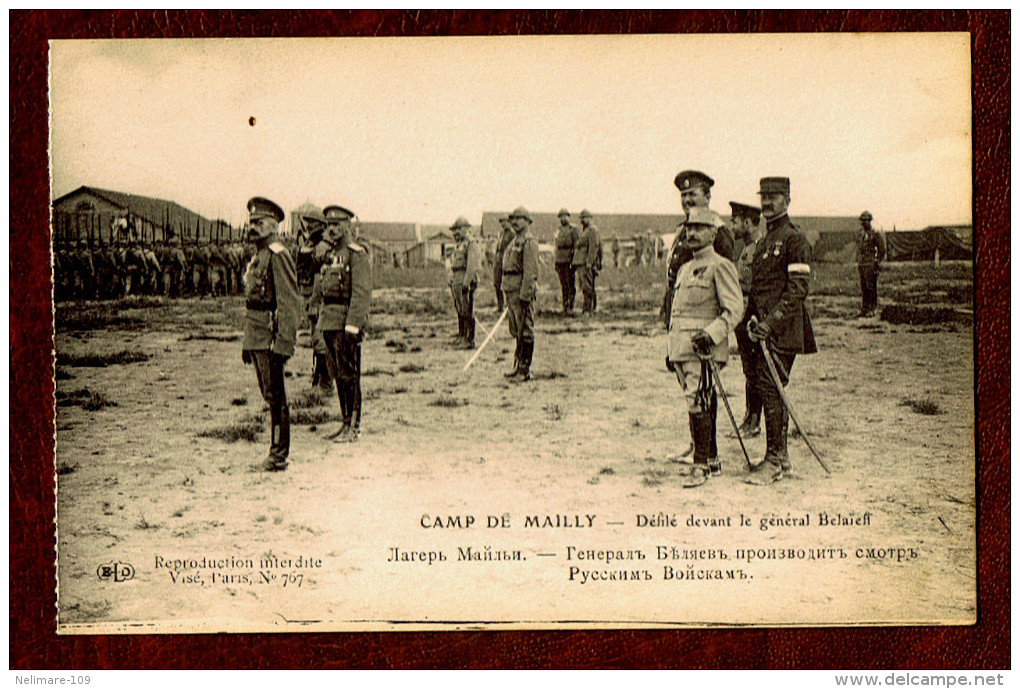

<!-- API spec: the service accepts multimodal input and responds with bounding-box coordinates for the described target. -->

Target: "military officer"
[491,214,514,314]
[730,200,764,437]
[553,209,579,316]
[662,170,735,327]
[666,207,743,484]
[577,209,602,315]
[492,215,514,313]
[298,209,334,393]
[856,210,886,317]
[501,206,540,382]
[312,205,372,443]
[740,177,817,485]
[241,197,301,472]
[449,216,483,350]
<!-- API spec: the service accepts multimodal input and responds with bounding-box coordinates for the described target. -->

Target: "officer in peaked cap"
[665,206,743,484]
[740,177,817,485]
[576,209,602,315]
[855,210,886,318]
[312,203,372,443]
[297,208,333,394]
[729,200,764,437]
[553,208,580,316]
[492,214,514,313]
[241,196,301,472]
[663,170,735,330]
[500,206,540,381]
[449,216,483,349]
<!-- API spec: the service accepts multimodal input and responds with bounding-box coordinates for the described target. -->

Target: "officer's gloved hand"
[748,319,772,342]
[691,330,714,358]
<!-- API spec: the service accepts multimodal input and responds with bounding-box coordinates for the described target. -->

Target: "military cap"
[729,201,762,220]
[674,170,714,192]
[247,197,285,223]
[509,206,532,223]
[758,177,791,195]
[860,210,873,221]
[323,205,356,224]
[450,216,471,230]
[301,208,326,226]
[685,207,723,228]
[557,208,571,218]
[579,208,593,219]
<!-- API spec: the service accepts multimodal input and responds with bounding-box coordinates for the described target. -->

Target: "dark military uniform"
[313,206,372,441]
[492,220,514,312]
[577,212,602,314]
[738,205,816,479]
[553,212,579,315]
[856,221,886,317]
[501,207,540,381]
[450,221,483,348]
[242,197,301,471]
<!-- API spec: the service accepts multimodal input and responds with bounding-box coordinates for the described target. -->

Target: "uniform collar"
[765,213,790,234]
[692,244,715,260]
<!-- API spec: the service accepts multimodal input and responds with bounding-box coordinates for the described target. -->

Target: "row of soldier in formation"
[238,170,822,487]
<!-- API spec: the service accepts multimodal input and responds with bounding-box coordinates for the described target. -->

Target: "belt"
[246,302,272,312]
[323,297,349,306]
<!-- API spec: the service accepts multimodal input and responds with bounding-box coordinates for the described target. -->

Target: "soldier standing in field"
[740,177,817,485]
[856,210,886,318]
[577,209,602,315]
[501,206,540,382]
[492,215,514,313]
[241,197,301,472]
[553,208,579,316]
[662,171,734,327]
[730,200,764,437]
[297,209,334,393]
[312,205,372,443]
[449,216,483,349]
[665,207,743,485]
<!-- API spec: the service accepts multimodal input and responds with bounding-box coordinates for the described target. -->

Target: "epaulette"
[269,242,286,254]
[348,243,366,252]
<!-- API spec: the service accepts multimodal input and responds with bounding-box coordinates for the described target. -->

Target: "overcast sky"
[49,33,971,230]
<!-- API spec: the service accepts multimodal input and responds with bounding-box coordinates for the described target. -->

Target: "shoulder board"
[269,242,286,254]
[348,243,366,252]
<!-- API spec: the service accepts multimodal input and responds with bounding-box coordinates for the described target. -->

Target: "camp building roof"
[52,185,216,233]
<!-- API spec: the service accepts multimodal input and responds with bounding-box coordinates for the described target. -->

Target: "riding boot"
[514,340,533,382]
[505,340,522,378]
[708,392,721,476]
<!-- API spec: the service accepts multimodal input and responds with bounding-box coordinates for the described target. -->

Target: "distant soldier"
[740,177,817,485]
[856,210,886,317]
[662,170,734,327]
[577,209,602,315]
[492,215,514,313]
[312,205,372,442]
[207,238,230,297]
[142,239,162,295]
[163,233,189,297]
[634,232,645,266]
[120,232,148,296]
[553,208,579,316]
[730,200,764,437]
[611,236,621,269]
[501,206,540,382]
[666,208,743,485]
[74,239,96,299]
[449,216,483,350]
[241,197,301,472]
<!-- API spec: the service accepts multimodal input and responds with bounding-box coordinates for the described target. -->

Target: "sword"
[463,308,509,372]
[703,356,753,471]
[751,326,831,474]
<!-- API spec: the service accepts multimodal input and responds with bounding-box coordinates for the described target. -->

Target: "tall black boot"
[514,340,533,382]
[747,399,786,485]
[681,411,713,486]
[708,392,721,476]
[315,353,333,393]
[505,339,522,378]
[738,379,761,436]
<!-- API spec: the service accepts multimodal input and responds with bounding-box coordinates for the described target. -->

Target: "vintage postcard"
[50,33,974,633]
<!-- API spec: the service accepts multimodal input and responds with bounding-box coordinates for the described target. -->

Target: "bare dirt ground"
[54,263,975,631]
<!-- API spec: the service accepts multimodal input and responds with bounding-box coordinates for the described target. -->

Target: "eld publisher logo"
[97,562,135,582]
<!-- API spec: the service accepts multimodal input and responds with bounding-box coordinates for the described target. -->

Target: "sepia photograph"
[47,32,976,633]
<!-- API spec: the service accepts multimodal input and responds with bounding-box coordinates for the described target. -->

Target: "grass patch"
[290,408,340,425]
[56,462,79,476]
[179,332,241,342]
[290,388,328,409]
[544,403,564,421]
[880,305,963,326]
[599,466,616,475]
[363,367,395,377]
[430,395,468,408]
[230,396,248,406]
[532,370,568,381]
[398,363,426,374]
[55,368,74,380]
[196,413,264,443]
[899,396,944,416]
[57,350,150,367]
[56,388,117,411]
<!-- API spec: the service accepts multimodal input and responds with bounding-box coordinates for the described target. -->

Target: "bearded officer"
[666,207,743,484]
[449,216,483,349]
[662,170,734,327]
[741,177,817,485]
[501,206,540,382]
[730,200,764,437]
[856,210,886,317]
[492,215,514,313]
[241,197,301,472]
[553,208,579,316]
[313,205,372,442]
